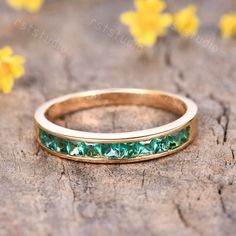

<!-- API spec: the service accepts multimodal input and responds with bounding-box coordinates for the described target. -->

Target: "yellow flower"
[6,0,43,12]
[220,13,236,37]
[120,0,172,47]
[173,5,199,37]
[0,47,25,94]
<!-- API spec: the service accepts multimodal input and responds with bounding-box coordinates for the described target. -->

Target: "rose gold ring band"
[34,89,198,163]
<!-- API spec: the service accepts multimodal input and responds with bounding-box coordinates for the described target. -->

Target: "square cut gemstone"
[120,143,137,159]
[103,143,120,159]
[59,139,73,154]
[150,138,168,153]
[178,127,190,144]
[68,142,87,156]
[91,143,104,156]
[76,142,88,156]
[132,141,152,156]
[48,139,59,152]
[39,129,57,150]
[166,134,180,149]
[165,127,190,150]
[85,143,99,157]
[39,129,51,146]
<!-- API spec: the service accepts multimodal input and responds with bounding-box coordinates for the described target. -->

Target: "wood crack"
[210,127,220,145]
[175,203,189,228]
[174,203,202,235]
[58,160,66,183]
[141,169,145,189]
[34,144,41,156]
[58,161,77,221]
[218,185,236,222]
[210,94,230,145]
[222,106,230,144]
[231,148,235,159]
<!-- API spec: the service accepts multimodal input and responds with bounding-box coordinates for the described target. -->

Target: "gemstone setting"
[39,127,190,160]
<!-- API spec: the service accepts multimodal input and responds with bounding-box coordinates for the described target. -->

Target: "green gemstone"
[150,138,168,153]
[65,141,77,156]
[132,140,152,156]
[83,143,112,157]
[92,144,103,156]
[40,130,58,151]
[104,144,120,159]
[85,143,95,157]
[57,139,72,154]
[40,130,52,146]
[118,143,134,159]
[166,134,180,149]
[39,129,46,144]
[73,142,87,156]
[121,143,130,158]
[48,138,59,151]
[94,143,112,157]
[178,127,190,144]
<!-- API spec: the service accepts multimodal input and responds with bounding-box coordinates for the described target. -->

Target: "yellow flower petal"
[0,76,14,94]
[220,13,236,37]
[9,62,25,79]
[0,47,13,59]
[120,12,137,25]
[6,0,43,12]
[7,0,25,9]
[155,14,172,36]
[0,46,25,94]
[120,0,172,47]
[173,5,199,37]
[135,0,166,13]
[136,31,158,46]
[25,0,44,12]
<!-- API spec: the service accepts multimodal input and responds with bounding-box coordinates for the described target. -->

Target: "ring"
[34,89,198,163]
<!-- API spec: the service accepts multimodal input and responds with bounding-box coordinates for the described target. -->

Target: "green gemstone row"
[39,127,190,160]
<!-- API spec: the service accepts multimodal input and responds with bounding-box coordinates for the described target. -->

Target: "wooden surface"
[1,0,236,235]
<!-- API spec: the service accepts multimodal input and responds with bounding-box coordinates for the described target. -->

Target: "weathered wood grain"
[0,0,236,236]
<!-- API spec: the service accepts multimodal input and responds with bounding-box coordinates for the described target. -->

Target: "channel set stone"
[150,138,168,153]
[178,127,190,144]
[104,144,120,159]
[166,134,180,149]
[39,126,191,160]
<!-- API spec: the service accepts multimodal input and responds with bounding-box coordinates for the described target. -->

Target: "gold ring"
[34,89,198,163]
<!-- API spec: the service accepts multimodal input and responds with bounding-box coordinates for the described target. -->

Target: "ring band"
[34,89,198,163]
